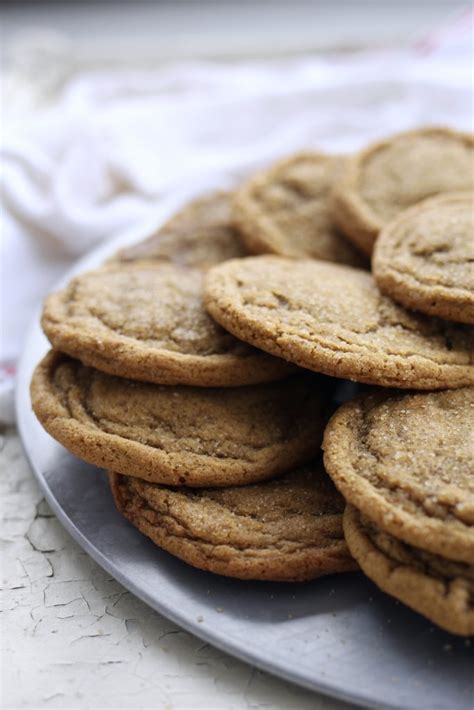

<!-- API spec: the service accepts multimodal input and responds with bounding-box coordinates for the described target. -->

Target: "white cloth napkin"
[1,33,473,422]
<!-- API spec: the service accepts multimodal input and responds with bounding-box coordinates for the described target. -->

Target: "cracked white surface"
[1,428,348,710]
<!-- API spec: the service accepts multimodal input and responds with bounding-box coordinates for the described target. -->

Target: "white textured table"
[1,427,350,709]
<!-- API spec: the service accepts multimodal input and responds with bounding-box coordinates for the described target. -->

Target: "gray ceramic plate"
[16,195,473,710]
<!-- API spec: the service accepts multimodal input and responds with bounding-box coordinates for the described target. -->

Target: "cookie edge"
[343,505,474,636]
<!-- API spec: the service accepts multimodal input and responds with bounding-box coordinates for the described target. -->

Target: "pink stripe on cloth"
[0,363,17,378]
[413,7,474,56]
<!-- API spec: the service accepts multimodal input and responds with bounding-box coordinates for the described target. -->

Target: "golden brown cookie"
[373,192,474,324]
[42,260,293,387]
[323,388,474,564]
[331,127,474,255]
[31,351,327,487]
[344,506,474,636]
[114,191,247,268]
[204,256,474,389]
[233,152,366,267]
[109,461,357,581]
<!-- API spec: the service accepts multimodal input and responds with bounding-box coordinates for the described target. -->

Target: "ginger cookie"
[331,127,474,255]
[373,192,474,324]
[344,506,474,636]
[109,461,357,581]
[114,191,247,268]
[42,260,292,387]
[204,256,474,390]
[323,388,474,564]
[233,152,366,267]
[31,351,326,487]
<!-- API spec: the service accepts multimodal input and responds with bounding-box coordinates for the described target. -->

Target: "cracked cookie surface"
[323,388,474,564]
[344,506,474,636]
[42,260,292,387]
[373,192,474,324]
[113,192,247,268]
[31,351,326,487]
[331,127,474,255]
[109,461,357,581]
[233,152,366,267]
[204,256,474,389]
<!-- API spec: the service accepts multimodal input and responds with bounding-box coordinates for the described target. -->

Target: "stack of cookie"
[31,126,473,635]
[30,192,357,583]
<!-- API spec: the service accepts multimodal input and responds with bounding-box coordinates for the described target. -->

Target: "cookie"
[331,127,474,255]
[323,388,474,564]
[31,351,326,487]
[344,506,474,636]
[114,191,247,268]
[373,192,474,324]
[204,256,474,389]
[42,260,293,387]
[233,152,366,267]
[109,460,357,581]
